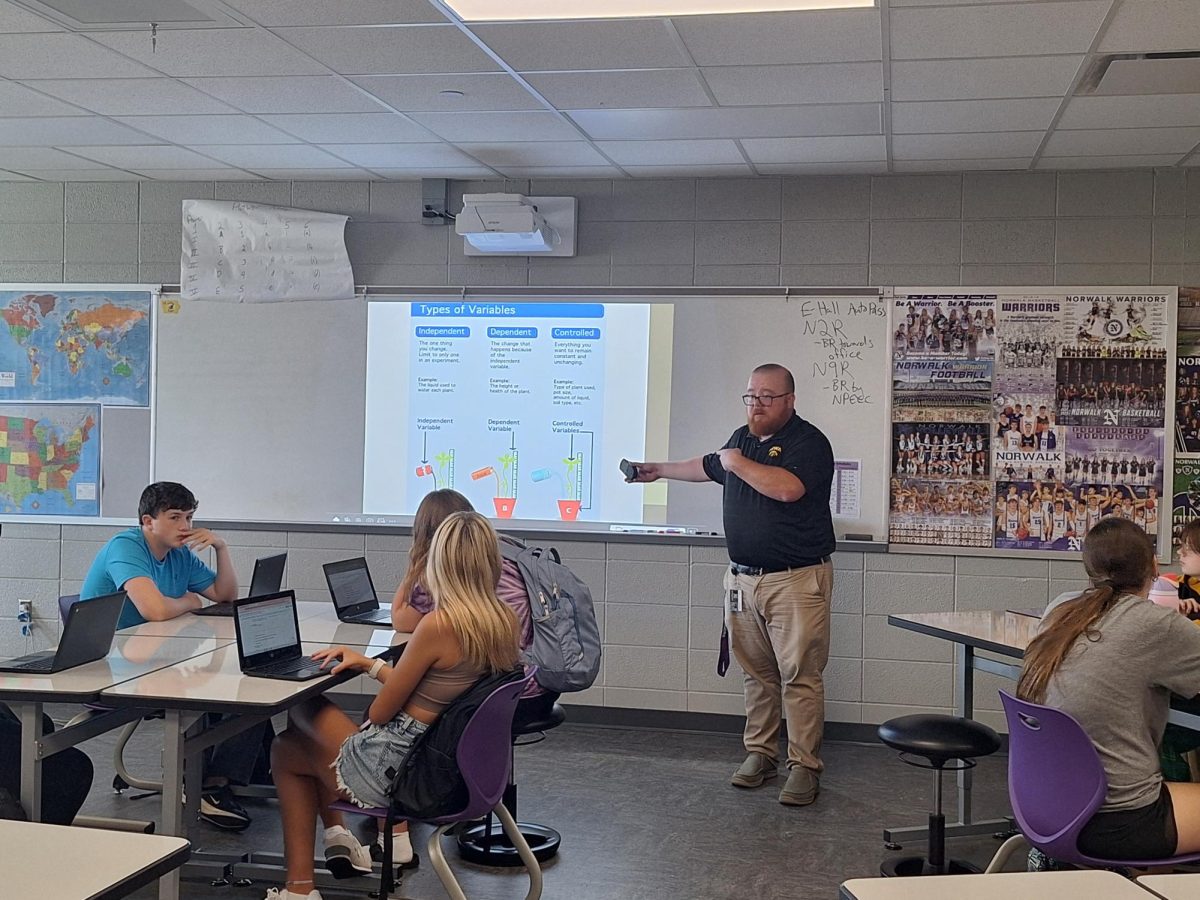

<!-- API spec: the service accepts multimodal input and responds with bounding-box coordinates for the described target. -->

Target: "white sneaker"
[374,829,415,867]
[324,825,373,878]
[265,888,322,900]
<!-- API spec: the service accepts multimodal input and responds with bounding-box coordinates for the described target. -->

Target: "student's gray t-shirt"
[1041,591,1200,811]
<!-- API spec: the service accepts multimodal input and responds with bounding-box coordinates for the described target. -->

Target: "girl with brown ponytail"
[1018,517,1200,859]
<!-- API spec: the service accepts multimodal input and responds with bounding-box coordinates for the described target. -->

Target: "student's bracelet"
[367,659,386,681]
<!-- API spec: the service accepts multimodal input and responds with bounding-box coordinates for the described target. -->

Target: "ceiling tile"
[0,170,37,181]
[890,2,1109,60]
[623,164,754,177]
[891,55,1083,101]
[182,76,383,113]
[1038,155,1185,170]
[203,144,354,168]
[1100,0,1200,53]
[596,139,744,165]
[0,1,63,32]
[24,78,236,116]
[1058,94,1200,130]
[87,29,328,78]
[0,147,113,168]
[755,161,888,175]
[1042,127,1200,156]
[219,0,445,25]
[893,98,1061,134]
[0,117,160,145]
[894,159,1031,172]
[318,143,486,167]
[0,81,90,116]
[350,74,542,112]
[408,110,580,142]
[741,135,886,164]
[261,113,435,143]
[457,142,609,167]
[141,169,262,180]
[675,9,881,66]
[277,25,501,75]
[495,166,624,178]
[70,145,228,169]
[1097,57,1200,95]
[701,63,883,106]
[893,132,1043,159]
[469,20,687,71]
[568,105,881,140]
[242,168,375,179]
[524,70,712,110]
[12,168,139,180]
[113,115,299,144]
[0,34,157,78]
[370,167,495,178]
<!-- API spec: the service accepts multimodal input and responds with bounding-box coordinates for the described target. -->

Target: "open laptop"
[0,591,126,674]
[194,552,288,617]
[233,590,326,681]
[323,557,392,626]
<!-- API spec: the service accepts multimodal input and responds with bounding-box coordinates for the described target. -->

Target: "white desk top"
[3,818,190,899]
[99,641,369,712]
[0,634,230,703]
[1137,873,1200,898]
[839,870,1152,899]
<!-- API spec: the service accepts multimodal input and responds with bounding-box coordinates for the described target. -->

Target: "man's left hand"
[718,448,745,472]
[183,528,226,551]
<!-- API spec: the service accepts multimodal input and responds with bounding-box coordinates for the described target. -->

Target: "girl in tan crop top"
[267,512,520,900]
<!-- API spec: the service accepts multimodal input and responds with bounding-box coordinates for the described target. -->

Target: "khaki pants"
[724,561,833,772]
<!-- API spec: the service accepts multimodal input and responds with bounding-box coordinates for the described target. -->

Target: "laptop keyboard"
[253,657,325,677]
[9,657,54,672]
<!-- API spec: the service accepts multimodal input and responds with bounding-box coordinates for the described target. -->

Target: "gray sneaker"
[778,766,820,806]
[730,752,778,788]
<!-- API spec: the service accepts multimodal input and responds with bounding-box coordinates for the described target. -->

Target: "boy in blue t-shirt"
[82,481,261,831]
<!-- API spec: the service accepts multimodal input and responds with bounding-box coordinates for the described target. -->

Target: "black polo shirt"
[701,414,836,571]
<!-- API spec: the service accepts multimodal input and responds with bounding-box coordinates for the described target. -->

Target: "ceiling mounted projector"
[456,193,577,257]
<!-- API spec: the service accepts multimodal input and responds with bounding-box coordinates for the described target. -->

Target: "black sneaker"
[199,785,251,831]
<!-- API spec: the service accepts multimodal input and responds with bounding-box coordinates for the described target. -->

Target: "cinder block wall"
[1,169,1198,730]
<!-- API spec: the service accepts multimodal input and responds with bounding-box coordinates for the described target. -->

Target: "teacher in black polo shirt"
[627,363,835,806]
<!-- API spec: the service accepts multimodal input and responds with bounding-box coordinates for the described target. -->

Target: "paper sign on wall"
[180,199,355,302]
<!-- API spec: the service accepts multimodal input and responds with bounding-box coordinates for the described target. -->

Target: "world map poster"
[0,404,100,516]
[0,289,151,406]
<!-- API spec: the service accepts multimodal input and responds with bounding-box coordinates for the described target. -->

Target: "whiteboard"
[153,290,892,540]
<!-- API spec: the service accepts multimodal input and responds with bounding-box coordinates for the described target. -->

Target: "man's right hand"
[627,461,660,483]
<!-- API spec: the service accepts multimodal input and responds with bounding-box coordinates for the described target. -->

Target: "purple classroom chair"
[993,690,1200,871]
[330,671,543,900]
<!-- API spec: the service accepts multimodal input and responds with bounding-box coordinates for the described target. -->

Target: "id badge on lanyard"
[727,587,743,613]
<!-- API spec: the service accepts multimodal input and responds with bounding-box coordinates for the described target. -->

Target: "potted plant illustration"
[472,453,517,518]
[532,455,583,520]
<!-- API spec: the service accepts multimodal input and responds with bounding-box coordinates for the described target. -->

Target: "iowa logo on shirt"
[768,446,782,458]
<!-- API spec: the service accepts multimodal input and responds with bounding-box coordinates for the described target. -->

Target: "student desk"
[839,869,1154,899]
[99,633,406,900]
[885,610,1200,845]
[121,599,334,640]
[0,633,230,823]
[3,819,191,900]
[1137,873,1200,898]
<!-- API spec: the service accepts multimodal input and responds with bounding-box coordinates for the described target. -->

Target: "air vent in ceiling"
[10,0,244,29]
[1077,51,1200,95]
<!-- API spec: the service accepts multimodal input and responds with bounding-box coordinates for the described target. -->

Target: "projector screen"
[362,299,663,525]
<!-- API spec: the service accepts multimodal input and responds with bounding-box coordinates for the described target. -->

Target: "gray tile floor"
[58,710,1019,899]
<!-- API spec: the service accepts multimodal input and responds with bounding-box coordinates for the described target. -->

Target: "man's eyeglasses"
[741,392,792,407]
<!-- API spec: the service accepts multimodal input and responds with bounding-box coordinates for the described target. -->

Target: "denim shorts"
[333,713,429,810]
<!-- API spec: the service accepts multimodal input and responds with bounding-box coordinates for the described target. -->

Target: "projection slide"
[364,300,655,524]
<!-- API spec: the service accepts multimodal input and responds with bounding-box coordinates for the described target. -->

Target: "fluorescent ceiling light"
[443,0,874,22]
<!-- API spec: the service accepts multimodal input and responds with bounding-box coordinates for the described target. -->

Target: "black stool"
[457,693,564,866]
[877,714,1001,877]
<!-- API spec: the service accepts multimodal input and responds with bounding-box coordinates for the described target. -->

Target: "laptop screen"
[326,560,377,611]
[236,593,301,660]
[249,552,287,597]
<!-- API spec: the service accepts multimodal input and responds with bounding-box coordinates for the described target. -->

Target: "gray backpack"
[499,537,601,693]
